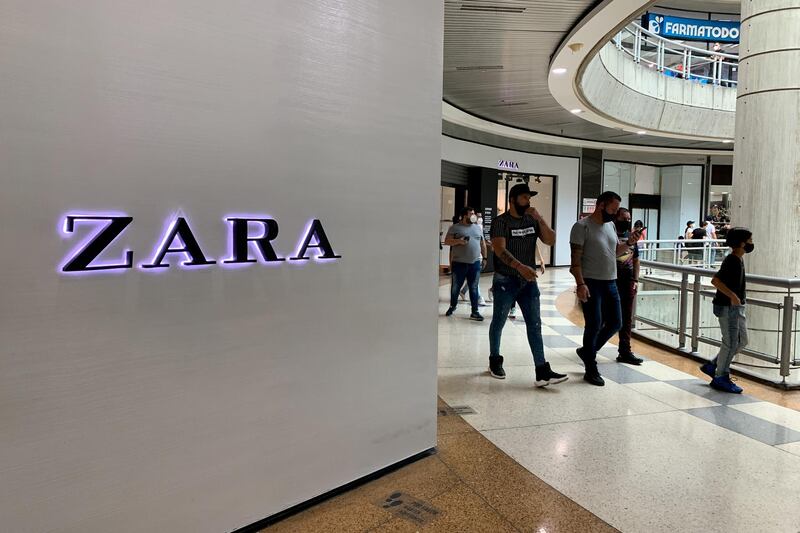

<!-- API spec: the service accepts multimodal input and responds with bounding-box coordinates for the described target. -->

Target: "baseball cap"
[509,183,538,199]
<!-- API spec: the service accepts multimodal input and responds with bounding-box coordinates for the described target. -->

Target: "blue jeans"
[713,304,748,377]
[450,260,481,312]
[489,273,546,366]
[580,279,623,362]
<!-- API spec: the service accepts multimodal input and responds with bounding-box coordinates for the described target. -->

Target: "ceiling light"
[570,109,583,114]
[722,140,733,144]
[552,67,567,75]
[636,130,647,135]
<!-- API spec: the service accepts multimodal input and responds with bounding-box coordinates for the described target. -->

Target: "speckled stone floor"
[264,268,800,532]
[263,396,616,533]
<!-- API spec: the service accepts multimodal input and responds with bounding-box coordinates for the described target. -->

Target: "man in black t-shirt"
[686,225,707,263]
[700,228,754,394]
[487,183,567,387]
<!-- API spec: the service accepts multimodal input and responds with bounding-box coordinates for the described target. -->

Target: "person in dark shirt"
[700,228,754,393]
[488,183,567,387]
[614,208,644,365]
[686,225,707,264]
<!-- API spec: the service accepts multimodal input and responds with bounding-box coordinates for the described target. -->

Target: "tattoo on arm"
[497,248,520,268]
[569,244,584,283]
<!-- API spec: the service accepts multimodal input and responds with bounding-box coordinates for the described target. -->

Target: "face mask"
[469,214,478,223]
[615,220,631,234]
[601,209,615,223]
[476,218,483,226]
[514,201,529,215]
[744,243,754,254]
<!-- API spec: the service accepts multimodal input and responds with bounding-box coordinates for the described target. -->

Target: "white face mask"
[469,214,478,223]
[476,218,483,226]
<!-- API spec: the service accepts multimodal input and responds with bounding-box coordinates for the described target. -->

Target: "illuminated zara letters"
[60,214,341,274]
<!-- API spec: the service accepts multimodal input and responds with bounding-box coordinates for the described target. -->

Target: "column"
[731,0,800,278]
[729,0,800,385]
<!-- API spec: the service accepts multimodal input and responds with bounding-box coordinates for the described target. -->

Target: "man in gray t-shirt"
[570,216,618,281]
[445,207,487,320]
[569,191,635,387]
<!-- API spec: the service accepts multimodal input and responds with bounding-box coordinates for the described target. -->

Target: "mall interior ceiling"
[443,0,738,151]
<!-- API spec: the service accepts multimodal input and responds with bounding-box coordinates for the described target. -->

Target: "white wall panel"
[0,1,443,531]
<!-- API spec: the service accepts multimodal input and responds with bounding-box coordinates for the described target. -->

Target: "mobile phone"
[463,236,470,242]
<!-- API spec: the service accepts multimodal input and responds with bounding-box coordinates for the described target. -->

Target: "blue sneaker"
[710,374,743,394]
[700,362,717,379]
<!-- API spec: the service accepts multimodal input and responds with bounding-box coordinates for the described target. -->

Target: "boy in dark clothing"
[700,228,754,394]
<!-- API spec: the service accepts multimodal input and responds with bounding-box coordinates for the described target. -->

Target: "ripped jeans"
[489,273,546,366]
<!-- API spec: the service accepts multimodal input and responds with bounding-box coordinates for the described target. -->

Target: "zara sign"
[59,213,341,274]
[498,160,520,171]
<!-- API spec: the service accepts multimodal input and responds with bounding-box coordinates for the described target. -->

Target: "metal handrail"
[634,23,738,59]
[635,259,799,387]
[614,23,738,86]
[640,260,800,289]
[635,239,729,271]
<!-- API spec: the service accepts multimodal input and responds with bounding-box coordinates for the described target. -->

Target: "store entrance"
[629,193,661,241]
[497,173,556,266]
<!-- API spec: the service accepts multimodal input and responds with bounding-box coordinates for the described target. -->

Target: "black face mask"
[744,243,755,254]
[615,220,631,234]
[601,209,615,223]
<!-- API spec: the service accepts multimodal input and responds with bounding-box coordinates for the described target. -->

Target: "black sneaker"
[489,355,505,379]
[469,311,484,322]
[535,362,568,387]
[700,362,717,378]
[445,306,456,317]
[583,371,605,387]
[616,352,643,365]
[576,347,591,365]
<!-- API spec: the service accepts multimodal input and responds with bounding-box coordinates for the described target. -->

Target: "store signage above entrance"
[498,160,520,171]
[643,13,740,43]
[59,213,341,275]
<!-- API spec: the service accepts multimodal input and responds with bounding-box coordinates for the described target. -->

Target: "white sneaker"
[478,296,488,307]
[509,307,517,319]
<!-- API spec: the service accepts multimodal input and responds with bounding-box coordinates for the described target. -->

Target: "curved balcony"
[549,3,740,146]
[578,24,738,141]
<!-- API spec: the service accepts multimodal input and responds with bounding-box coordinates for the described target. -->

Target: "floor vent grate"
[439,405,476,416]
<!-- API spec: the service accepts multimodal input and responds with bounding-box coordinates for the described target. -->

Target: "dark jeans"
[489,273,546,366]
[450,260,481,312]
[581,279,623,363]
[616,274,636,356]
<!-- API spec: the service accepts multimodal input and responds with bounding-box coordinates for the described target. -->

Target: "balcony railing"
[632,246,799,388]
[613,23,738,87]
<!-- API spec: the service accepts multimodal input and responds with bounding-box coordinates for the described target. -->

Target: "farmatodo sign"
[59,213,341,274]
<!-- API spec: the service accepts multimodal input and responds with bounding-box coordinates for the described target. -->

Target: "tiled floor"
[266,268,800,532]
[437,268,800,533]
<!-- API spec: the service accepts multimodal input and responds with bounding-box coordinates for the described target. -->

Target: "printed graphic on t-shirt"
[511,227,537,237]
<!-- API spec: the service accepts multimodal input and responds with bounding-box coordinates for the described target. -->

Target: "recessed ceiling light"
[570,109,583,114]
[636,130,647,135]
[552,67,568,75]
[722,140,733,143]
